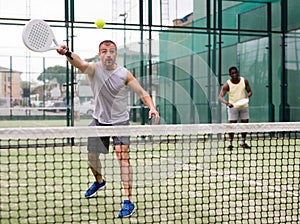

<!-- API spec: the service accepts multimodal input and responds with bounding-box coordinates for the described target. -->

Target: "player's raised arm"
[57,44,90,73]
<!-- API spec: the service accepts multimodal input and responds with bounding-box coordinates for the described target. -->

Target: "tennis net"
[0,122,299,223]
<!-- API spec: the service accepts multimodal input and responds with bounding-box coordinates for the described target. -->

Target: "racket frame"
[22,19,59,52]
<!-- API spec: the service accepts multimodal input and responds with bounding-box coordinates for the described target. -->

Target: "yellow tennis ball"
[95,19,105,29]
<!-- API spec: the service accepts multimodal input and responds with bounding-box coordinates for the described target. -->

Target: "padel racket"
[22,19,59,52]
[234,98,249,107]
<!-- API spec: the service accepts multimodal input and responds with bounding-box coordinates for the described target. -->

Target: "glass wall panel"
[151,0,193,27]
[238,37,270,122]
[288,0,300,31]
[221,1,265,30]
[286,30,300,121]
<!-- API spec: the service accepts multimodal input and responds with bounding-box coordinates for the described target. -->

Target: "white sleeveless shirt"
[227,77,248,108]
[89,62,129,124]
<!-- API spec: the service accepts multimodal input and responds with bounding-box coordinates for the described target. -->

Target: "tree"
[37,65,67,85]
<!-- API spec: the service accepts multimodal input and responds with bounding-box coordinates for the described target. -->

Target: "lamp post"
[119,12,128,67]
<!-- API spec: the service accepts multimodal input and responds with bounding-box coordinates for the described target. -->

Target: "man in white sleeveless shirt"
[57,40,160,218]
[218,66,252,150]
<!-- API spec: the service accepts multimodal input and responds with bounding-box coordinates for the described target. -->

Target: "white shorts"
[228,107,249,121]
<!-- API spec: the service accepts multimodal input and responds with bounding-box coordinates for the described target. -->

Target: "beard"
[104,59,114,67]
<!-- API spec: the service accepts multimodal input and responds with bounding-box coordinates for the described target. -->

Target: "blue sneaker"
[118,200,135,218]
[84,180,106,198]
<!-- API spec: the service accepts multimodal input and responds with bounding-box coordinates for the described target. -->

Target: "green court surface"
[1,135,299,223]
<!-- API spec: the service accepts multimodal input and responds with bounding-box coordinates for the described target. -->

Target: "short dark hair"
[229,66,238,74]
[99,40,117,50]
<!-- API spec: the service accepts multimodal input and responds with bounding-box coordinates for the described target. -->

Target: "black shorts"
[87,119,130,154]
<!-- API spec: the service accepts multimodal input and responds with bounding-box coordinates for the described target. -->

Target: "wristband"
[65,50,73,60]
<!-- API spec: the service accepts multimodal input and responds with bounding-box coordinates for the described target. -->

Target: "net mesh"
[0,122,299,223]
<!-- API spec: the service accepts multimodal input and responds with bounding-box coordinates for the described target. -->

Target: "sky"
[0,0,193,81]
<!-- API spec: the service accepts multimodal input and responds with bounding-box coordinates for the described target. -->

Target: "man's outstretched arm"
[57,44,90,73]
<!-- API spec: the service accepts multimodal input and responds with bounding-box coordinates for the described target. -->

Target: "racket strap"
[65,50,73,60]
